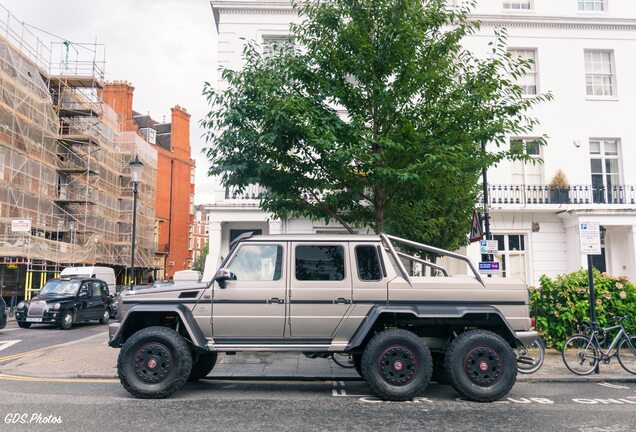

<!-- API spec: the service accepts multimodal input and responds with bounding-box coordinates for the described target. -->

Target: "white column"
[268,219,282,235]
[627,225,636,282]
[202,222,222,282]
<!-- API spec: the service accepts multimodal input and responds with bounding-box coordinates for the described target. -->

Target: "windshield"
[39,280,81,296]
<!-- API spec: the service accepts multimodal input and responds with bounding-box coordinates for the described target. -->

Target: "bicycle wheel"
[331,353,355,369]
[617,336,636,375]
[516,337,545,374]
[562,335,599,376]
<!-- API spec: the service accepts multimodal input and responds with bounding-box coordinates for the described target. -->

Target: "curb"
[1,370,634,383]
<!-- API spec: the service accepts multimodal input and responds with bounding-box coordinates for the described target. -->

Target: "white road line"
[598,382,630,390]
[0,340,21,353]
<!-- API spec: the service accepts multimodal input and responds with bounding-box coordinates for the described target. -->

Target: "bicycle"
[562,316,636,376]
[515,337,545,374]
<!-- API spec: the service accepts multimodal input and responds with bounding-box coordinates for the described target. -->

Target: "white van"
[60,266,117,295]
[172,270,201,283]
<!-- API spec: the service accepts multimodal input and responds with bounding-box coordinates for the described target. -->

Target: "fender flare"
[108,303,208,349]
[345,304,523,350]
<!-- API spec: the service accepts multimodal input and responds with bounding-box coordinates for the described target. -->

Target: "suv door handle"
[335,298,350,304]
[268,298,284,304]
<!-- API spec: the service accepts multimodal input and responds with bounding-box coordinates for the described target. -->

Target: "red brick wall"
[99,82,137,132]
[155,106,195,277]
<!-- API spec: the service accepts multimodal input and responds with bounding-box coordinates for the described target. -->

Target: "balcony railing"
[483,184,636,205]
[224,185,268,201]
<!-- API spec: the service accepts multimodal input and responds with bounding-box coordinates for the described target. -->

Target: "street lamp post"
[129,155,144,290]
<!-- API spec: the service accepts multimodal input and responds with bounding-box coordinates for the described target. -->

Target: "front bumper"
[108,321,121,347]
[515,330,540,347]
[15,310,62,325]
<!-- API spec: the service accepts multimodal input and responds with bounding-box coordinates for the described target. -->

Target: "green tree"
[202,0,551,250]
[192,240,208,273]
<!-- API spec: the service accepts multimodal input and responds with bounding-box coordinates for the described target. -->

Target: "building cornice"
[210,1,636,32]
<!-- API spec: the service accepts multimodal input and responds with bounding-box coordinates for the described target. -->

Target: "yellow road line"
[0,347,49,363]
[0,373,118,383]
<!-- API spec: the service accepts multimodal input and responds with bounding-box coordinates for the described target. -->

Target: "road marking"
[573,397,636,405]
[597,382,630,390]
[332,380,347,396]
[0,340,21,353]
[0,332,106,364]
[0,373,118,384]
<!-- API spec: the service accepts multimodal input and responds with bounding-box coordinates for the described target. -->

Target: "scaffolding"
[0,5,158,299]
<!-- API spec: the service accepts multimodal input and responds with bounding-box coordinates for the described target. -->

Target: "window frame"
[226,243,285,282]
[354,244,384,282]
[294,244,347,282]
[589,138,623,203]
[584,49,617,99]
[492,233,528,279]
[502,0,533,12]
[577,0,608,13]
[508,48,539,96]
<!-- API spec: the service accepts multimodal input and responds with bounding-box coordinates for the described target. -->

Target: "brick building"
[101,82,196,279]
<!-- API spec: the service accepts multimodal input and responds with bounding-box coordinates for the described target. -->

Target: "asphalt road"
[0,377,634,432]
[0,319,108,364]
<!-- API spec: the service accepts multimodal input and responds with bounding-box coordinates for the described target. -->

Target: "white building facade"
[204,0,636,285]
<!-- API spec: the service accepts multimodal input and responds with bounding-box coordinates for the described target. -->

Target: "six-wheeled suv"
[109,233,539,401]
[16,278,112,330]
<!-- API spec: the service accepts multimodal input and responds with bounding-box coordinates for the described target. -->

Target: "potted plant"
[549,169,570,204]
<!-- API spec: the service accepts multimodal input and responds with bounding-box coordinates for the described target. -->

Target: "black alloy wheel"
[445,330,517,402]
[117,326,192,399]
[361,328,432,401]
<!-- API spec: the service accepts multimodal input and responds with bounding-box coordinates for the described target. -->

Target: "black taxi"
[15,278,112,330]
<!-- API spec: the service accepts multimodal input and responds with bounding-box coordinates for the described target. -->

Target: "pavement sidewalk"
[1,331,635,382]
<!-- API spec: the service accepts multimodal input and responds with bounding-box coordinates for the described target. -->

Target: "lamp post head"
[129,155,144,184]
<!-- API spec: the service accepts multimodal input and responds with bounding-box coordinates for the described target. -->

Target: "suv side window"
[355,245,382,281]
[227,244,283,281]
[295,245,345,281]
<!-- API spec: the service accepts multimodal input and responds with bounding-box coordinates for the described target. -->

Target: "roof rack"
[380,233,485,287]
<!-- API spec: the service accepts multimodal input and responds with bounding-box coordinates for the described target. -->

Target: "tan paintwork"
[118,234,534,351]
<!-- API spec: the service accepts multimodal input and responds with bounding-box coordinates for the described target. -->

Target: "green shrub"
[530,270,636,350]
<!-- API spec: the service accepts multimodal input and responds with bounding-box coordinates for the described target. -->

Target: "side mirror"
[213,267,231,289]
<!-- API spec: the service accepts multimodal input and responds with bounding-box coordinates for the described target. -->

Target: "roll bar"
[380,233,485,287]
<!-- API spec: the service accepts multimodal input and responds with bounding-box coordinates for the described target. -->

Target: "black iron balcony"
[482,184,636,205]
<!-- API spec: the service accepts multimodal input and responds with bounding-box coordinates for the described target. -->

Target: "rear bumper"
[515,330,540,347]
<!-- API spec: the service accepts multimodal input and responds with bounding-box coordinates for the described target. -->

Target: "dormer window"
[141,127,157,144]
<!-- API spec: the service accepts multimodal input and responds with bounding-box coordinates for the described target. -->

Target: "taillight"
[531,317,536,328]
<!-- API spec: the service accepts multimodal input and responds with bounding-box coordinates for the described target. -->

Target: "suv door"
[212,242,286,339]
[289,243,352,339]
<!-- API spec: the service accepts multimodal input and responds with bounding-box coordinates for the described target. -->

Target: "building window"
[503,1,532,10]
[262,35,294,59]
[578,0,606,12]
[508,49,538,95]
[510,138,544,185]
[190,167,195,184]
[189,194,194,215]
[493,234,526,279]
[584,50,616,97]
[590,139,621,203]
[228,245,283,281]
[295,245,345,281]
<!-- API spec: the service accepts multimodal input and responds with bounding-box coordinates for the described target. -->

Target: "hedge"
[530,269,636,350]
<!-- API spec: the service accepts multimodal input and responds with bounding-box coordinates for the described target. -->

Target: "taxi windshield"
[39,280,81,296]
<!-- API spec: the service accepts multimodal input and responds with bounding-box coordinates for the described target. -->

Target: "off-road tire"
[17,321,31,329]
[117,326,193,399]
[59,310,74,330]
[188,351,218,382]
[444,330,517,402]
[99,309,110,325]
[361,328,433,401]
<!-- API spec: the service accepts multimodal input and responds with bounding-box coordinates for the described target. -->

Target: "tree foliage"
[192,240,208,273]
[202,0,551,250]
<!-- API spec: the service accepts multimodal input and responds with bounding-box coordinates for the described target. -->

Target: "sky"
[1,0,218,204]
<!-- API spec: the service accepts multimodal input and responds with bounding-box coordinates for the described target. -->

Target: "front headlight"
[17,301,27,309]
[52,303,61,310]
